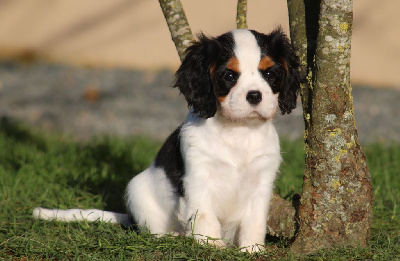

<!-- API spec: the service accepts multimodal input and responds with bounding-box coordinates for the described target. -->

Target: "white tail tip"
[33,207,131,226]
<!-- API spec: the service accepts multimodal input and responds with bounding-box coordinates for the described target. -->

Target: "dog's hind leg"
[125,165,182,235]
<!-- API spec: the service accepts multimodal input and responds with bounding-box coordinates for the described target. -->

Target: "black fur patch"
[251,28,301,115]
[154,126,185,196]
[174,32,235,119]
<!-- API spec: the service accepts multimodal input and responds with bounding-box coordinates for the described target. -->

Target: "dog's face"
[174,28,301,121]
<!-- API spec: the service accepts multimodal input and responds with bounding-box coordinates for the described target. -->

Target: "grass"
[0,119,399,260]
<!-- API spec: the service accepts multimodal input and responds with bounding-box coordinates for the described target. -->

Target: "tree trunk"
[236,0,248,29]
[288,0,373,254]
[158,0,193,61]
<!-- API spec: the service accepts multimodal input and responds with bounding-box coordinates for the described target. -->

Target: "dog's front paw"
[194,234,226,248]
[240,244,265,253]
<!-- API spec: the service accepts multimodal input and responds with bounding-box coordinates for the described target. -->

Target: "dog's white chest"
[180,117,281,222]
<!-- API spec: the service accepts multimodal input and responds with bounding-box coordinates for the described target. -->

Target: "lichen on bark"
[289,0,373,254]
[236,0,248,29]
[158,0,193,61]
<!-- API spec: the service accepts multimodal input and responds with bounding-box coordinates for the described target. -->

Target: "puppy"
[34,28,300,252]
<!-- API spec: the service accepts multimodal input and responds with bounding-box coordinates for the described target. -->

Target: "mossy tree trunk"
[287,0,373,254]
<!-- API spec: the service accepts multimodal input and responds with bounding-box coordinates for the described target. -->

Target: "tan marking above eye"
[258,56,275,70]
[226,57,240,73]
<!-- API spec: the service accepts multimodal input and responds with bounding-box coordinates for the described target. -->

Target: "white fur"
[125,114,281,251]
[126,30,282,252]
[125,164,183,234]
[183,116,280,249]
[33,207,131,226]
[219,30,278,122]
[33,29,285,253]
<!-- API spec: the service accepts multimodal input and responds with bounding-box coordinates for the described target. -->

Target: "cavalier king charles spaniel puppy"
[34,27,301,252]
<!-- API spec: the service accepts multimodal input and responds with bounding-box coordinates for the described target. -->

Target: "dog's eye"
[224,70,238,83]
[260,65,285,93]
[261,69,282,93]
[261,70,277,84]
[264,71,277,82]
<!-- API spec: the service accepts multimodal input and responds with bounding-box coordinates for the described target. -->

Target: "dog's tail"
[33,207,131,226]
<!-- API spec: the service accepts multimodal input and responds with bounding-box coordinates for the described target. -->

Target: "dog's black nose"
[246,91,262,105]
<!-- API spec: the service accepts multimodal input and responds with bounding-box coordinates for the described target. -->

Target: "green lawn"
[1,119,399,260]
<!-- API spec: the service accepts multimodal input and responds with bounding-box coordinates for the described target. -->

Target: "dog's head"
[174,28,301,121]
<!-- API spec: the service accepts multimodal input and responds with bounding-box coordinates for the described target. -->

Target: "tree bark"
[236,0,248,29]
[158,0,194,61]
[288,0,373,254]
[266,193,298,238]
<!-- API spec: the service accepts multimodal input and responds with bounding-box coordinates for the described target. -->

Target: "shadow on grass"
[0,117,161,213]
[75,137,160,212]
[0,117,47,151]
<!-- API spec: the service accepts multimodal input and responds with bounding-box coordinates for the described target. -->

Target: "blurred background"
[0,0,399,142]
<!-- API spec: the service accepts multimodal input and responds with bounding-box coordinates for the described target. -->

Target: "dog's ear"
[174,34,219,119]
[267,27,302,115]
